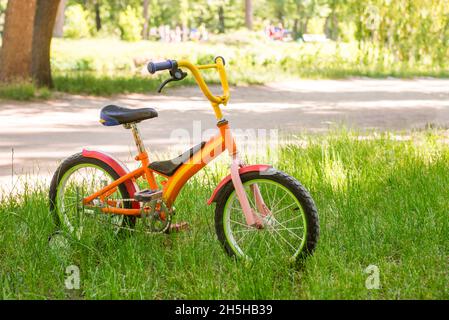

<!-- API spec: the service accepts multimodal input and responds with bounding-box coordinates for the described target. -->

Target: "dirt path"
[1,78,449,190]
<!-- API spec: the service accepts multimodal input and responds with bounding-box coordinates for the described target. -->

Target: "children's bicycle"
[49,57,319,262]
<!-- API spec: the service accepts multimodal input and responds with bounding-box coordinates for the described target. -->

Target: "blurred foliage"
[0,0,447,85]
[0,0,7,36]
[117,5,143,41]
[47,37,449,96]
[63,4,92,38]
[351,0,449,69]
[57,0,449,71]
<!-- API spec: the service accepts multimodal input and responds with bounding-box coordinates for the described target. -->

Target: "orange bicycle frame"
[82,57,241,216]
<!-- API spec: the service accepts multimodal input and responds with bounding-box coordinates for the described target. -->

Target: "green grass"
[2,37,449,100]
[53,72,203,96]
[1,130,448,299]
[0,82,51,101]
[47,37,449,95]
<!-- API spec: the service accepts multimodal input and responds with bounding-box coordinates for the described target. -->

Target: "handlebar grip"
[147,60,177,74]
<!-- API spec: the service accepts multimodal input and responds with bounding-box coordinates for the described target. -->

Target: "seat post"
[127,123,146,154]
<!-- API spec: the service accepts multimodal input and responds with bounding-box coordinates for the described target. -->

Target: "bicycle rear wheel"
[49,153,135,239]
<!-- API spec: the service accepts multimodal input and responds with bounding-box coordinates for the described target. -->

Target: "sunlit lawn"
[2,36,449,100]
[1,130,447,299]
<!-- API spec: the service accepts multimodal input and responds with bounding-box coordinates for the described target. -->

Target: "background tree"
[245,0,253,30]
[324,0,338,40]
[142,0,150,39]
[217,3,225,33]
[180,0,189,40]
[0,0,8,36]
[93,0,101,31]
[0,0,61,87]
[53,0,67,37]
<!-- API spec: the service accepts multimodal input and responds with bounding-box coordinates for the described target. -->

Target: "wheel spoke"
[265,227,288,255]
[247,228,268,256]
[57,163,125,238]
[267,186,278,208]
[262,183,273,208]
[233,228,258,234]
[272,202,298,216]
[267,224,297,252]
[266,212,304,241]
[236,228,252,244]
[276,214,301,225]
[271,192,288,212]
[229,219,253,229]
[246,187,256,209]
[272,224,303,241]
[273,226,304,232]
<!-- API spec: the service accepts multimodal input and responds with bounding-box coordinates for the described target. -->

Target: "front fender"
[82,149,140,209]
[207,165,272,205]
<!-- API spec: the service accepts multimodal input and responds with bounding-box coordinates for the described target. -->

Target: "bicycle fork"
[230,157,272,228]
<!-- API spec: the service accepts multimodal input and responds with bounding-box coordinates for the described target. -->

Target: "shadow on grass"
[0,130,448,299]
[3,66,449,101]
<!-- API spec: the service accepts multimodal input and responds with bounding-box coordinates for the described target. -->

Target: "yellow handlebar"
[177,57,230,106]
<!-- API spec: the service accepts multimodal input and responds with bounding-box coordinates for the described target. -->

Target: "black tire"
[49,153,136,235]
[214,168,319,262]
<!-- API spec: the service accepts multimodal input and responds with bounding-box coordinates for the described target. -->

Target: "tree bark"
[94,1,101,32]
[53,0,67,37]
[0,0,36,83]
[32,0,60,87]
[180,0,189,41]
[293,18,299,39]
[0,0,61,87]
[218,5,225,33]
[325,13,338,40]
[245,0,253,30]
[302,19,309,35]
[142,0,150,39]
[324,2,338,41]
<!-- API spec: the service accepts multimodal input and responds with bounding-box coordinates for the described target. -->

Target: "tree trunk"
[94,1,101,32]
[302,19,308,35]
[0,0,36,83]
[218,5,225,33]
[180,0,189,41]
[0,0,61,87]
[324,15,331,38]
[295,2,307,39]
[53,0,66,37]
[325,5,338,40]
[293,18,299,39]
[245,0,253,30]
[32,0,60,87]
[142,0,150,39]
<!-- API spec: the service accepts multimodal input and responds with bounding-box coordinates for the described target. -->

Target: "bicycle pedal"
[134,189,163,202]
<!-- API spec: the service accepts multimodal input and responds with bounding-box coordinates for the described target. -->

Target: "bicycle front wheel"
[214,169,319,263]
